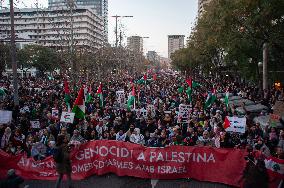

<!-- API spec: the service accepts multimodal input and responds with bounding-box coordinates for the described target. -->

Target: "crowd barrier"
[0,140,246,187]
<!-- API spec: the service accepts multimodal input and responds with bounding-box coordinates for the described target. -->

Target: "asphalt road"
[20,174,232,188]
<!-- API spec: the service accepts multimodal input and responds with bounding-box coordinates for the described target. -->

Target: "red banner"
[0,140,246,187]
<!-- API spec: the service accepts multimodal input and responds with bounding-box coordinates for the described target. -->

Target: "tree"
[17,45,60,74]
[172,0,284,83]
[0,43,11,77]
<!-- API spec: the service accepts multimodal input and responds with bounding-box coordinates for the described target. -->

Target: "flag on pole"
[186,78,192,88]
[143,74,147,81]
[186,87,192,102]
[64,80,71,112]
[204,88,217,109]
[224,90,229,109]
[97,83,104,107]
[178,86,184,93]
[72,86,85,119]
[127,85,135,110]
[86,84,93,104]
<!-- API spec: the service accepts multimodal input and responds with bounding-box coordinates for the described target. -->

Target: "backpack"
[53,147,64,163]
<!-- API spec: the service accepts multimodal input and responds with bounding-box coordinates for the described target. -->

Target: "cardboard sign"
[60,112,75,123]
[116,90,126,107]
[177,104,191,123]
[51,108,59,119]
[225,116,246,133]
[30,120,40,129]
[0,110,12,124]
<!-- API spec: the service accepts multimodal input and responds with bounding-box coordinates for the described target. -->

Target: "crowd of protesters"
[0,71,283,166]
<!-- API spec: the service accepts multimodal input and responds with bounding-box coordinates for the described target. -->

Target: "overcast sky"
[2,0,198,57]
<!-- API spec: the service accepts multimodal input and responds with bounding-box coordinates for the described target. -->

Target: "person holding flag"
[63,80,71,112]
[72,86,85,119]
[127,85,135,110]
[97,83,104,107]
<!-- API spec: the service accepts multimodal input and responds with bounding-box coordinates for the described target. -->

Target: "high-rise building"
[168,35,185,59]
[0,8,103,49]
[198,0,212,16]
[127,36,143,53]
[48,0,108,42]
[146,51,159,63]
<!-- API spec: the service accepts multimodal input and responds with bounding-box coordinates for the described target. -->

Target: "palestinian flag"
[63,80,71,111]
[204,88,217,109]
[72,86,85,119]
[127,85,135,110]
[265,156,284,179]
[224,90,229,109]
[186,77,201,88]
[186,78,192,88]
[178,86,184,93]
[86,85,93,104]
[97,83,103,107]
[186,87,192,102]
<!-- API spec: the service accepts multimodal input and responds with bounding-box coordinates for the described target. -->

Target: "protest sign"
[51,108,59,119]
[60,112,75,123]
[0,110,12,124]
[30,120,40,129]
[147,104,156,118]
[177,104,191,123]
[270,114,280,127]
[116,90,126,107]
[225,116,246,133]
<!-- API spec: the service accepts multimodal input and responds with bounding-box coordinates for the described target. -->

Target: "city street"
[21,174,231,188]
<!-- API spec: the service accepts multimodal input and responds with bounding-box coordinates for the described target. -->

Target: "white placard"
[177,104,191,123]
[52,108,59,118]
[225,116,246,133]
[60,112,75,123]
[0,110,12,124]
[30,120,40,128]
[116,90,126,107]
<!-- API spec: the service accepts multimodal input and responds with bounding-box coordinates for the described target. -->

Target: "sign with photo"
[147,104,156,117]
[60,112,75,124]
[177,104,191,123]
[116,90,126,107]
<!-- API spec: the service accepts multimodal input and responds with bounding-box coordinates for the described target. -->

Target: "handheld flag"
[72,86,85,119]
[64,80,71,112]
[97,83,104,107]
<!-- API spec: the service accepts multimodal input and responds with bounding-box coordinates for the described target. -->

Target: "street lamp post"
[263,43,268,90]
[9,0,19,106]
[111,15,133,47]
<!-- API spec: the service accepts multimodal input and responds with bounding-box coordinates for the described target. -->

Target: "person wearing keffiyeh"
[1,127,12,149]
[70,130,86,144]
